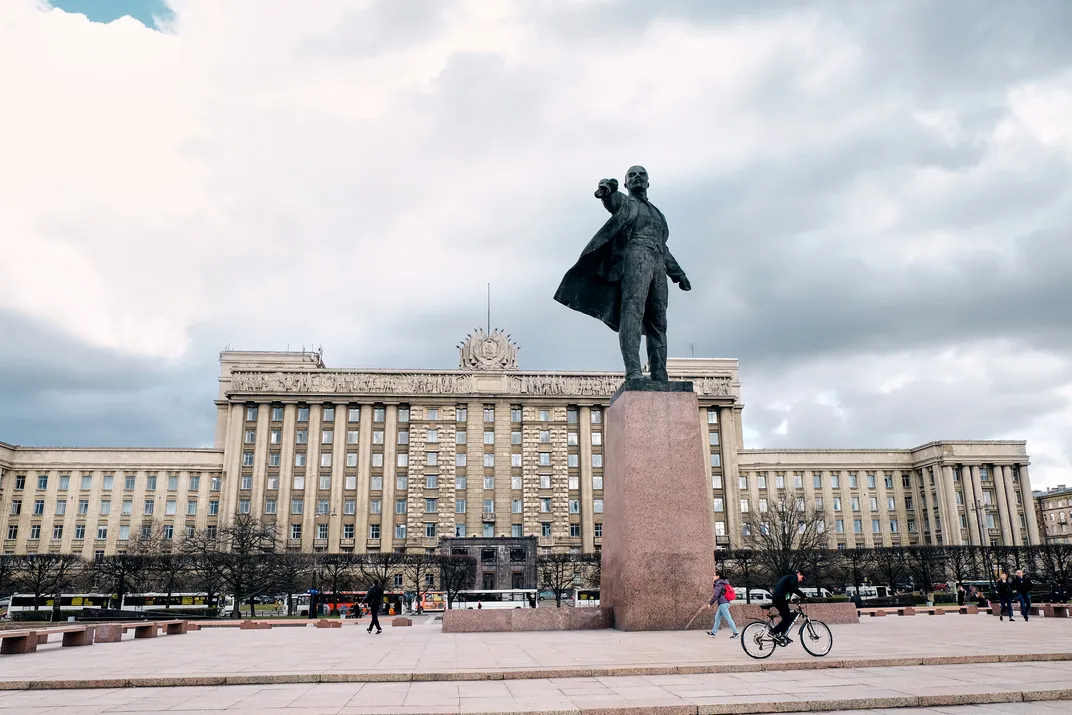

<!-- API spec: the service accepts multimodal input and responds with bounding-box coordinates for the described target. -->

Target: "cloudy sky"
[1,0,1070,488]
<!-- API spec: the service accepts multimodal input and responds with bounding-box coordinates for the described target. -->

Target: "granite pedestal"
[601,385,716,631]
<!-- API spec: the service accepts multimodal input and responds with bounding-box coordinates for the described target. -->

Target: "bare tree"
[838,549,875,599]
[0,554,19,599]
[439,555,476,609]
[188,514,278,618]
[906,546,946,599]
[181,533,228,615]
[945,546,980,590]
[357,551,406,591]
[317,553,356,615]
[872,547,909,593]
[723,548,761,603]
[403,552,438,614]
[741,493,827,578]
[269,551,314,615]
[93,552,150,610]
[16,554,85,621]
[1034,544,1072,594]
[537,552,585,607]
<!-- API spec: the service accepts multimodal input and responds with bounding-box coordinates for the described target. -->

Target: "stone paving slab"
[1,615,1069,689]
[1,662,1071,714]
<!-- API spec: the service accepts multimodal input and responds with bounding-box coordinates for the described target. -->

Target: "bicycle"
[740,601,833,659]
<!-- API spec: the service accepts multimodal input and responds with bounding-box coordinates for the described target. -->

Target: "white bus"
[4,593,111,617]
[453,589,538,609]
[120,592,226,616]
[800,587,833,599]
[731,588,773,605]
[845,585,892,599]
[573,588,600,607]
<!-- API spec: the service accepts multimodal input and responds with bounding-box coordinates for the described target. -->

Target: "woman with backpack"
[707,570,739,638]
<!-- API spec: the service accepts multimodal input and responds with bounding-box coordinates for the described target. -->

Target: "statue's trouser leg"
[618,248,659,380]
[644,274,669,381]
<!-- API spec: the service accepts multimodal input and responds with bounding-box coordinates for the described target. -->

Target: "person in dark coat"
[1012,570,1033,621]
[770,571,807,644]
[995,572,1015,621]
[956,584,966,606]
[364,581,384,634]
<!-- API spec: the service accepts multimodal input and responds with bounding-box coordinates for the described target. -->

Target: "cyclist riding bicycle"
[770,570,807,645]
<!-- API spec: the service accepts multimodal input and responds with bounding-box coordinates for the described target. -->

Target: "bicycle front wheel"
[741,622,777,659]
[799,619,832,657]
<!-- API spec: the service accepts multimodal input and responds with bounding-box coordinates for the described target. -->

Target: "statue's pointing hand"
[674,275,692,292]
[594,178,618,199]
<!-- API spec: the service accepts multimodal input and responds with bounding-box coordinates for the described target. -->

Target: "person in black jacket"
[770,570,806,644]
[1012,570,1033,621]
[995,572,1015,621]
[365,581,384,634]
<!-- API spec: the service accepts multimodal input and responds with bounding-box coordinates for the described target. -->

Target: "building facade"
[440,536,538,590]
[0,330,1042,558]
[1035,485,1072,544]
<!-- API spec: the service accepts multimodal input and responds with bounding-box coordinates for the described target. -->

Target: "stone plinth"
[94,624,123,642]
[391,617,412,627]
[442,606,612,633]
[602,388,715,631]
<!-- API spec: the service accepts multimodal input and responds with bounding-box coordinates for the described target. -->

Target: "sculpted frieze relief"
[228,370,734,398]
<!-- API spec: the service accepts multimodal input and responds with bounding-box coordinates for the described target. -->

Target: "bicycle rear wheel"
[741,621,777,659]
[799,619,832,657]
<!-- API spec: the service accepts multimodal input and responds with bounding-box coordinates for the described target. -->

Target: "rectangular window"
[321,430,333,445]
[425,474,438,489]
[542,522,552,537]
[539,453,551,466]
[591,409,602,424]
[240,475,252,490]
[710,454,721,468]
[295,453,307,467]
[347,430,359,444]
[291,524,302,539]
[835,519,845,533]
[319,453,331,467]
[97,526,108,540]
[831,473,840,489]
[317,523,328,540]
[425,523,436,538]
[867,474,876,489]
[593,475,604,490]
[456,475,467,490]
[242,451,254,467]
[426,452,438,466]
[757,474,767,489]
[483,407,495,422]
[713,497,724,512]
[887,496,896,510]
[813,474,822,489]
[187,500,197,516]
[319,474,331,491]
[425,498,437,513]
[508,453,520,467]
[397,431,409,444]
[373,407,386,422]
[707,408,718,424]
[395,524,406,539]
[53,525,63,539]
[890,519,899,533]
[164,500,176,516]
[568,432,578,446]
[143,500,154,515]
[834,497,842,511]
[708,431,719,447]
[426,407,439,421]
[759,498,769,512]
[456,430,467,444]
[567,454,579,468]
[455,453,467,467]
[121,500,132,515]
[427,429,438,443]
[739,476,748,490]
[297,406,310,422]
[849,473,858,489]
[455,498,466,514]
[569,499,580,514]
[246,406,258,421]
[511,407,522,422]
[245,429,256,444]
[540,497,551,512]
[55,501,67,515]
[740,499,749,513]
[869,497,878,511]
[189,475,200,491]
[872,519,881,534]
[794,474,803,489]
[343,523,354,539]
[322,406,335,422]
[291,499,304,515]
[506,474,519,490]
[272,406,284,421]
[81,475,93,490]
[484,430,495,445]
[851,497,860,511]
[296,430,308,444]
[398,407,410,422]
[397,474,408,491]
[59,475,70,490]
[74,525,85,540]
[593,454,603,468]
[33,499,44,515]
[395,498,408,515]
[393,453,404,467]
[348,407,360,422]
[853,519,863,533]
[540,430,551,444]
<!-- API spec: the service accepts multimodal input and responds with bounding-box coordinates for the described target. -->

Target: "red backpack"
[724,583,737,601]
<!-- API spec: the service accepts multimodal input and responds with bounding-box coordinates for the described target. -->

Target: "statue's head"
[625,165,649,193]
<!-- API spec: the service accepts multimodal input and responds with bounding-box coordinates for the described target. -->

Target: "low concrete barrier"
[719,602,860,627]
[443,607,612,633]
[391,617,412,627]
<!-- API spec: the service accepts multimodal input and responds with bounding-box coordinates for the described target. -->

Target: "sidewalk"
[1,660,1070,714]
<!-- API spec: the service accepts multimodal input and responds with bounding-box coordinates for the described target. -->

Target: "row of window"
[256,496,605,517]
[243,428,606,448]
[248,450,609,469]
[9,498,218,518]
[5,473,218,492]
[7,523,195,541]
[238,473,606,493]
[246,405,606,424]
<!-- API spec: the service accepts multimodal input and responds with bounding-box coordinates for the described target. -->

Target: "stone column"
[970,465,986,544]
[959,466,978,545]
[1018,464,1041,545]
[718,406,739,547]
[327,405,346,549]
[940,465,960,546]
[301,406,322,551]
[579,406,595,552]
[1001,465,1022,546]
[992,463,1013,546]
[380,405,398,551]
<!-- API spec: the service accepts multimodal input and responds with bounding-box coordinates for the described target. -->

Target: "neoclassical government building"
[0,331,1041,559]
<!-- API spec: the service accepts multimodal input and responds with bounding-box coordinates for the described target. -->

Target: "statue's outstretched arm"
[594,178,624,214]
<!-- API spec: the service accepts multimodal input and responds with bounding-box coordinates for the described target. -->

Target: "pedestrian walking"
[364,581,384,634]
[956,584,966,606]
[706,570,738,639]
[1012,569,1033,621]
[996,572,1015,622]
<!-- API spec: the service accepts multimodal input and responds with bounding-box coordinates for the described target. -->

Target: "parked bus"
[298,590,405,617]
[120,592,224,616]
[453,589,538,609]
[845,585,892,599]
[4,593,110,617]
[417,591,446,613]
[731,588,773,605]
[573,588,600,607]
[800,587,833,599]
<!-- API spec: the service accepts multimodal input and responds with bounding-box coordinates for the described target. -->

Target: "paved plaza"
[1,616,1071,714]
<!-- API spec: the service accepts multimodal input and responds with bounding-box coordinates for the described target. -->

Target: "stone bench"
[1,625,96,654]
[315,620,342,629]
[897,608,916,616]
[959,606,979,615]
[1043,604,1069,618]
[240,620,272,630]
[391,617,413,627]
